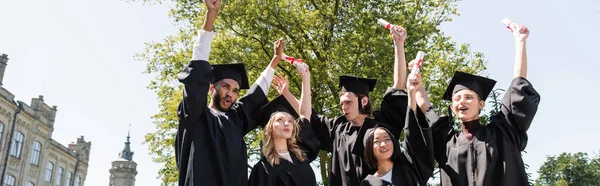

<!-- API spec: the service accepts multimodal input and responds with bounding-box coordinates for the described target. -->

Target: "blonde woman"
[249,63,319,186]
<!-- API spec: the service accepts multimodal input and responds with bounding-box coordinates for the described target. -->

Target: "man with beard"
[174,0,283,185]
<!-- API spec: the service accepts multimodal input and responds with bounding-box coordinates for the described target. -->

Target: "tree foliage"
[536,152,600,186]
[131,0,492,185]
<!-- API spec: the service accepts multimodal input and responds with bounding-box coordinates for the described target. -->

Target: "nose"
[380,141,387,147]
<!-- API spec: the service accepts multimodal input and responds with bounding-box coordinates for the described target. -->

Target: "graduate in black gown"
[359,71,434,186]
[309,24,411,186]
[174,1,283,185]
[249,63,319,186]
[412,22,540,186]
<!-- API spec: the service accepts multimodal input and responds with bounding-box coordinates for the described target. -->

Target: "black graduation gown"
[359,107,435,186]
[248,118,321,186]
[420,77,540,186]
[310,88,408,186]
[175,60,269,186]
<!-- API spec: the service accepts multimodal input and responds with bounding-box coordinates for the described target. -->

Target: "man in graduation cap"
[174,0,284,185]
[409,22,540,185]
[306,24,412,186]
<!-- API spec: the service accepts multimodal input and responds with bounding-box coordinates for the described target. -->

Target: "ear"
[361,96,369,107]
[209,84,216,94]
[478,100,485,110]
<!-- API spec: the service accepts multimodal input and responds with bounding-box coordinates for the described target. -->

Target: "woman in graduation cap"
[248,62,320,186]
[358,69,434,186]
[411,22,540,185]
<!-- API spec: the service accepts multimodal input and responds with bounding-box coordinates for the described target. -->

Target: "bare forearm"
[299,76,312,119]
[415,86,431,113]
[269,55,281,69]
[393,42,407,89]
[514,41,527,78]
[202,10,218,31]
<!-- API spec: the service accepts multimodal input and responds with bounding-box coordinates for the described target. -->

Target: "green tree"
[132,0,489,185]
[536,152,600,186]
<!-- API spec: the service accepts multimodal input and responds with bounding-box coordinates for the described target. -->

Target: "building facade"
[0,53,92,186]
[108,134,137,186]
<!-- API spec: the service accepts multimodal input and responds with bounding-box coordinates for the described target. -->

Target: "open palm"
[271,73,289,95]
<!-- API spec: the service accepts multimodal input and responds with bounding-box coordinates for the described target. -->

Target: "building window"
[10,131,24,158]
[119,163,123,168]
[4,175,15,186]
[26,181,34,186]
[31,141,42,165]
[65,172,72,186]
[128,164,131,168]
[75,176,81,186]
[45,162,54,182]
[55,167,63,186]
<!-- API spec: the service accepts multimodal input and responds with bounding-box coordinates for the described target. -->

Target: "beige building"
[0,53,92,186]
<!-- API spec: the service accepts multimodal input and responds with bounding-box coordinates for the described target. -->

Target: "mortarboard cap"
[211,63,250,89]
[442,71,497,101]
[339,75,377,96]
[253,95,299,126]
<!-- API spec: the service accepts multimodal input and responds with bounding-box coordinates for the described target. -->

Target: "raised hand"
[205,0,221,13]
[406,72,422,95]
[271,73,289,95]
[510,23,530,42]
[391,25,407,43]
[295,62,310,80]
[274,38,284,59]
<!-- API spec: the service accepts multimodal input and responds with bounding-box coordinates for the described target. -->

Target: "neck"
[460,118,481,141]
[350,115,367,126]
[376,160,394,177]
[209,104,225,113]
[274,138,288,153]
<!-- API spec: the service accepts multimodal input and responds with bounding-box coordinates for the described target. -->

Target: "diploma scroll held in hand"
[377,18,404,37]
[282,53,307,72]
[409,51,425,83]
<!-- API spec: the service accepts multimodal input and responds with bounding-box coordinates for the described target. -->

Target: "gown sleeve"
[373,88,409,138]
[298,117,321,162]
[415,106,455,165]
[401,106,435,184]
[493,77,541,151]
[309,109,337,152]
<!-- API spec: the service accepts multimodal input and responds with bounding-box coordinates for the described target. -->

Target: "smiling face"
[372,128,394,162]
[210,79,240,112]
[451,89,485,122]
[269,112,297,140]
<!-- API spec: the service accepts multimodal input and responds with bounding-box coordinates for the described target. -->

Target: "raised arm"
[510,23,529,78]
[177,0,220,121]
[238,40,282,134]
[407,60,431,113]
[404,71,435,183]
[391,25,407,89]
[494,23,540,151]
[298,64,311,119]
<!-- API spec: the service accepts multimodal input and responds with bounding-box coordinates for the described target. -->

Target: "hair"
[363,127,402,169]
[338,91,373,115]
[262,112,306,166]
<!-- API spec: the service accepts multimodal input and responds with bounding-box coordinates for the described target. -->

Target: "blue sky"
[0,0,598,185]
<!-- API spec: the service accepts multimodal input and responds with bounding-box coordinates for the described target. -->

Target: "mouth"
[458,107,468,112]
[283,129,290,133]
[379,148,389,153]
[223,97,232,105]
